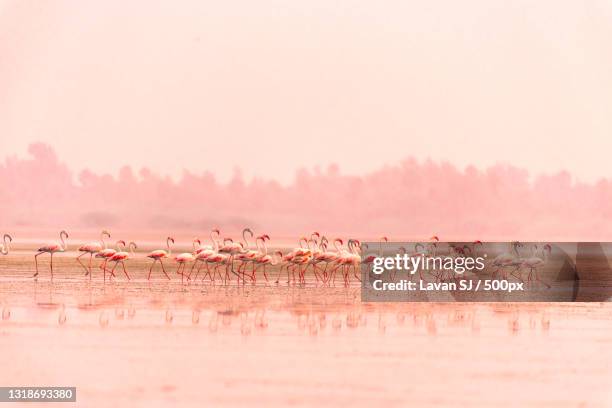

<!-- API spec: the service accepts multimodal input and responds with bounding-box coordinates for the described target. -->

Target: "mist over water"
[1,143,609,240]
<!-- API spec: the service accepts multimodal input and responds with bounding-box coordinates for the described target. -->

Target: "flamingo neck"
[60,233,67,251]
[333,240,341,252]
[210,231,219,249]
[1,236,8,255]
[242,230,251,249]
[273,251,283,265]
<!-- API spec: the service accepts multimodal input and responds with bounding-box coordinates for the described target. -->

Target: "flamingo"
[189,229,221,280]
[235,229,262,281]
[147,237,175,280]
[274,236,313,284]
[194,228,221,255]
[302,233,330,282]
[33,230,69,280]
[218,228,252,282]
[95,240,126,281]
[361,236,388,274]
[107,242,137,280]
[203,248,232,284]
[251,248,283,283]
[77,230,111,278]
[490,241,524,281]
[175,238,200,283]
[1,234,12,255]
[338,239,362,285]
[240,234,270,283]
[316,238,343,283]
[521,244,552,289]
[190,234,221,281]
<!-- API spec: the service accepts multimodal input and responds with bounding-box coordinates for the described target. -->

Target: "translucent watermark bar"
[360,242,612,302]
[0,387,76,402]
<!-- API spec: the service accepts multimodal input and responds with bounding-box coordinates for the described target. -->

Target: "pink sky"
[1,0,611,183]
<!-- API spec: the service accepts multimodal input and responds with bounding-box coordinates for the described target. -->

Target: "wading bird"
[77,230,111,278]
[33,230,69,281]
[174,238,200,283]
[521,244,551,289]
[107,242,137,281]
[147,237,175,280]
[95,240,126,282]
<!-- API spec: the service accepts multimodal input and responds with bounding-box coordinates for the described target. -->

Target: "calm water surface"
[0,253,611,407]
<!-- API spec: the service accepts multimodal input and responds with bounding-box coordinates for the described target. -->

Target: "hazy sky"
[1,0,611,183]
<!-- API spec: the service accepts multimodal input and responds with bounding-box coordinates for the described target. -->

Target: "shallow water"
[0,253,611,407]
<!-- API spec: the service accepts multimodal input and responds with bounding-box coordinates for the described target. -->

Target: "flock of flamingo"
[0,230,552,287]
[0,229,368,285]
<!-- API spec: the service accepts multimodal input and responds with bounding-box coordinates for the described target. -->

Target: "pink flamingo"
[195,229,221,255]
[95,240,126,282]
[344,239,362,284]
[190,229,221,278]
[316,238,343,283]
[245,235,271,283]
[491,241,524,281]
[190,233,221,281]
[1,234,12,256]
[203,248,232,284]
[303,233,327,282]
[275,237,313,284]
[251,248,283,283]
[33,230,69,280]
[147,237,175,280]
[521,244,551,288]
[218,228,252,282]
[77,230,111,278]
[236,232,268,281]
[107,242,137,280]
[328,239,361,286]
[174,238,200,283]
[361,237,388,269]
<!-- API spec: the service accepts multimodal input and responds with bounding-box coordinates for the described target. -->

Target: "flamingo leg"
[330,264,340,285]
[50,253,54,281]
[178,263,184,284]
[110,261,118,280]
[321,263,329,283]
[195,260,205,281]
[202,263,214,283]
[189,260,198,280]
[76,252,89,275]
[33,252,43,278]
[353,265,361,282]
[311,263,322,283]
[148,260,155,280]
[275,264,285,284]
[205,262,214,281]
[160,260,171,280]
[122,261,130,280]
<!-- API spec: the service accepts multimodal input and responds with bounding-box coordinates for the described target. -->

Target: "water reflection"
[2,280,609,339]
